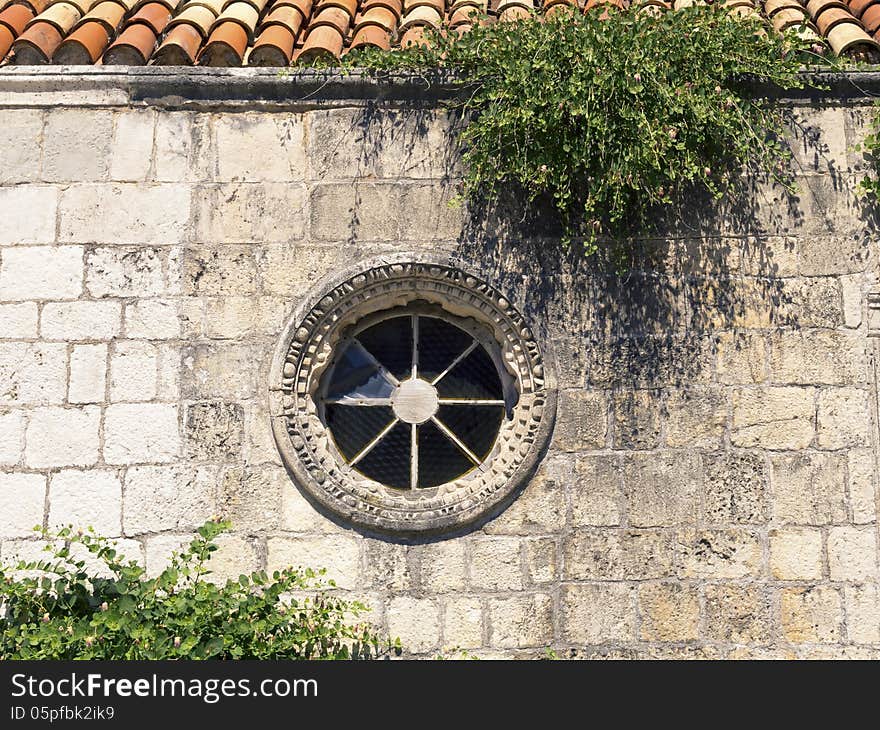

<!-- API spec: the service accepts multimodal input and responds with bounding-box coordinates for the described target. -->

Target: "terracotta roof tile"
[0,0,877,65]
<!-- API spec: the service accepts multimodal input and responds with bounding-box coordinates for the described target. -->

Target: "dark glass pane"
[436,405,504,461]
[418,316,474,382]
[358,316,413,382]
[417,420,474,488]
[326,405,394,462]
[355,420,411,489]
[435,345,503,400]
[326,343,395,400]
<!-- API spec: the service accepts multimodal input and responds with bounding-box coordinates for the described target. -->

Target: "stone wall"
[0,68,878,658]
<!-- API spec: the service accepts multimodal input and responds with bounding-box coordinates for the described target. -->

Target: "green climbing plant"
[346,5,810,251]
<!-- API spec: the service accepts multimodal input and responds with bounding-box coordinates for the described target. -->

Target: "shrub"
[0,520,394,660]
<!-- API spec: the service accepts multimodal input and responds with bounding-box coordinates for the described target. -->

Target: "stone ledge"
[0,67,879,110]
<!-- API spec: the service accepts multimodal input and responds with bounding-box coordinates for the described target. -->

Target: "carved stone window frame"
[269,253,557,536]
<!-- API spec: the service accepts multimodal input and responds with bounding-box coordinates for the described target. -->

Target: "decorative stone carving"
[269,253,557,535]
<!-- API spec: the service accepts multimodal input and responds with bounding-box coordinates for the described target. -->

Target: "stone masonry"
[0,68,879,658]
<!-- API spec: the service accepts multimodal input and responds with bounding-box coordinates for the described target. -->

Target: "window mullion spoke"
[430,416,481,466]
[437,399,505,406]
[350,418,400,466]
[430,341,478,386]
[352,339,400,387]
[412,314,419,380]
[410,423,418,489]
[324,397,393,406]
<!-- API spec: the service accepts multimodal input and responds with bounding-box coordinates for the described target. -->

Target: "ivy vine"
[346,6,809,251]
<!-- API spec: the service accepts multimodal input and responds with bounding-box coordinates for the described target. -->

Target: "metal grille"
[322,313,509,489]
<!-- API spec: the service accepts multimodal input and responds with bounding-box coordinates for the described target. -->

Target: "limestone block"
[827,526,878,582]
[523,537,556,584]
[848,450,877,525]
[124,299,181,340]
[0,343,67,405]
[41,301,121,341]
[181,342,260,400]
[551,390,607,451]
[204,533,262,585]
[731,386,815,449]
[183,247,257,296]
[103,403,180,464]
[715,331,767,384]
[48,469,122,536]
[703,584,772,644]
[142,533,191,577]
[780,277,844,328]
[483,460,565,534]
[68,344,107,404]
[570,455,622,526]
[387,596,441,654]
[257,244,353,297]
[0,303,38,339]
[155,344,181,401]
[203,297,259,339]
[0,410,24,465]
[214,114,305,182]
[769,330,866,385]
[488,594,554,649]
[703,452,768,524]
[442,595,483,650]
[560,584,636,644]
[816,387,871,449]
[0,109,43,184]
[310,183,400,241]
[563,529,675,580]
[769,527,824,580]
[845,584,880,645]
[85,247,166,298]
[638,583,700,642]
[0,245,81,300]
[194,183,306,244]
[122,465,216,535]
[363,540,415,592]
[58,184,190,245]
[398,184,466,241]
[25,406,100,469]
[799,234,870,276]
[110,110,154,182]
[266,535,361,590]
[109,341,158,402]
[155,112,213,182]
[665,387,728,449]
[185,402,244,461]
[0,186,57,244]
[469,536,523,591]
[780,586,842,643]
[621,452,702,527]
[840,274,863,328]
[307,108,382,180]
[279,481,339,533]
[218,465,283,532]
[43,109,113,182]
[0,473,45,538]
[677,529,762,579]
[769,452,847,525]
[611,389,662,449]
[417,540,468,593]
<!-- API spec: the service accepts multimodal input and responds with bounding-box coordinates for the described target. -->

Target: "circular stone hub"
[391,378,439,424]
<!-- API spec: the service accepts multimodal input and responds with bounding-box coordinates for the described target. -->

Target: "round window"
[270,255,556,536]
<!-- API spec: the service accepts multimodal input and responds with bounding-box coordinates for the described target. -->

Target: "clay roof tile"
[297,22,343,59]
[53,18,109,61]
[102,18,156,61]
[153,20,202,61]
[249,21,294,62]
[11,19,63,61]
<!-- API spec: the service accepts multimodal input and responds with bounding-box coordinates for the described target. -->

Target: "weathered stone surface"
[398,184,465,241]
[185,402,244,461]
[311,183,400,241]
[770,527,824,580]
[0,411,24,466]
[840,274,863,328]
[621,453,702,527]
[68,344,107,404]
[570,455,622,526]
[469,536,523,591]
[418,540,468,593]
[387,596,441,654]
[0,473,45,538]
[43,110,113,182]
[845,584,880,645]
[483,461,565,534]
[677,529,762,579]
[0,303,38,339]
[703,452,767,524]
[638,583,700,642]
[204,533,262,585]
[611,390,662,449]
[0,186,57,244]
[214,114,305,182]
[703,585,771,644]
[665,387,727,448]
[41,301,121,341]
[442,595,483,649]
[86,247,166,298]
[110,110,154,182]
[181,343,259,400]
[110,341,157,402]
[219,466,283,532]
[827,527,878,582]
[194,184,306,244]
[816,387,871,449]
[123,465,215,535]
[48,469,121,536]
[124,299,181,340]
[364,540,415,592]
[848,450,877,525]
[715,331,767,384]
[732,386,816,449]
[155,112,213,182]
[488,594,554,649]
[523,538,556,584]
[104,403,180,464]
[0,110,43,184]
[0,245,81,301]
[25,406,100,469]
[780,586,842,644]
[0,343,67,405]
[564,529,675,580]
[183,247,257,296]
[769,330,866,385]
[552,390,608,451]
[560,584,636,644]
[267,535,361,590]
[769,452,847,525]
